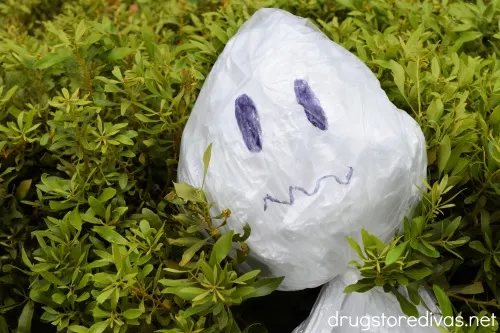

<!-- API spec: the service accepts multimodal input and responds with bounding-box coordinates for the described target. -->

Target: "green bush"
[0,1,283,332]
[1,0,500,332]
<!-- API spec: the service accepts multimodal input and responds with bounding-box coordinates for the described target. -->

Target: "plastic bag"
[292,269,442,333]
[177,8,427,291]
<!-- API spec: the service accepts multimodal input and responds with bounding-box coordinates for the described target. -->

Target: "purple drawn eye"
[294,79,328,131]
[235,94,263,152]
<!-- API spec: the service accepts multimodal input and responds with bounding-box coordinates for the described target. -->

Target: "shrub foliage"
[1,0,500,332]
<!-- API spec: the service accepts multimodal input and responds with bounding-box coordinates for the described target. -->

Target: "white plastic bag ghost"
[292,269,442,333]
[177,8,427,291]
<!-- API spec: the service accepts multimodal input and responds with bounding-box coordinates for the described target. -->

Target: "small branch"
[131,286,172,311]
[423,284,499,308]
[75,52,93,96]
[446,292,499,308]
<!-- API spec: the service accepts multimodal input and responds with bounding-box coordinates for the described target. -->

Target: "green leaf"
[76,292,90,302]
[390,60,406,97]
[112,66,123,81]
[94,272,114,284]
[45,22,71,44]
[21,246,33,268]
[469,241,488,254]
[438,135,451,175]
[443,217,461,239]
[208,23,228,43]
[70,207,83,231]
[457,282,484,295]
[403,267,432,280]
[0,316,9,333]
[489,105,500,125]
[233,270,261,284]
[134,113,157,123]
[107,48,134,61]
[104,84,124,93]
[179,239,207,266]
[181,302,213,319]
[431,57,440,79]
[122,308,143,320]
[411,240,440,258]
[394,289,419,317]
[343,282,375,293]
[202,143,212,187]
[210,230,234,265]
[88,196,106,218]
[385,241,408,266]
[114,134,134,145]
[346,236,366,259]
[52,293,66,304]
[17,301,34,333]
[158,279,197,287]
[96,288,115,304]
[33,48,73,69]
[433,284,453,318]
[120,101,131,116]
[38,133,50,145]
[451,31,482,52]
[118,173,128,190]
[69,325,89,333]
[98,188,116,202]
[162,287,207,301]
[93,226,128,245]
[40,271,64,285]
[16,179,32,200]
[244,277,284,299]
[361,229,386,252]
[168,237,203,247]
[1,85,18,102]
[88,321,109,333]
[173,182,204,203]
[426,98,444,123]
[75,21,86,43]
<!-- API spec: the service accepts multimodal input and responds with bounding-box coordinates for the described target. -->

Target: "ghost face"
[235,81,354,211]
[178,8,427,291]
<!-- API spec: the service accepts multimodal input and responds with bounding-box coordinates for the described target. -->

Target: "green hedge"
[0,0,500,332]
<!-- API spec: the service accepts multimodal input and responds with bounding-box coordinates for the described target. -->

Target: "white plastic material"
[177,8,427,291]
[292,269,442,333]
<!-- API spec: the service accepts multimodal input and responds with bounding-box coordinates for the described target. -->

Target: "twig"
[446,292,498,308]
[423,284,499,308]
[131,286,172,311]
[75,52,93,96]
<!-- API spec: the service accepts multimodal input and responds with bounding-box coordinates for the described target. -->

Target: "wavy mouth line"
[263,166,354,211]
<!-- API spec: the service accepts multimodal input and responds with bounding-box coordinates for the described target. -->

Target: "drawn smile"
[263,166,354,211]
